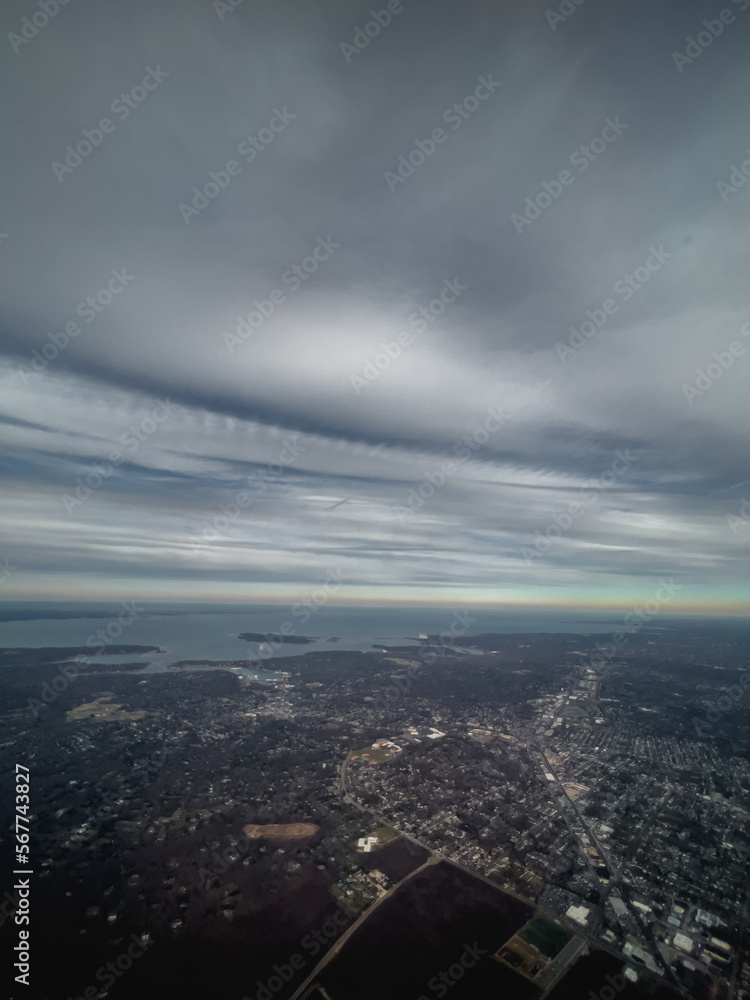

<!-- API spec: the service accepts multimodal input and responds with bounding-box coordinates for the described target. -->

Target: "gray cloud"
[0,0,748,607]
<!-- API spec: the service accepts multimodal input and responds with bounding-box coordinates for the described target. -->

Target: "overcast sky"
[1,0,748,610]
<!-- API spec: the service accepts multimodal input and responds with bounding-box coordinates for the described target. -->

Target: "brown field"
[241,822,320,840]
[562,782,589,801]
[350,745,397,764]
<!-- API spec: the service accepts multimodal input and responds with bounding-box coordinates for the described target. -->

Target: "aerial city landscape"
[1,611,748,998]
[1,0,748,997]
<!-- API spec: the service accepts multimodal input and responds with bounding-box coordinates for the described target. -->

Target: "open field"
[373,825,398,843]
[562,782,590,801]
[66,694,148,723]
[242,823,321,840]
[350,746,398,764]
[520,916,572,958]
[317,860,536,999]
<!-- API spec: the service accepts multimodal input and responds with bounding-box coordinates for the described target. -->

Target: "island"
[237,632,317,645]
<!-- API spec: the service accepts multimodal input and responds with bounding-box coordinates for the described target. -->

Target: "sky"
[0,0,748,611]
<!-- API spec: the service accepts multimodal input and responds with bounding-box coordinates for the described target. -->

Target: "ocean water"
[0,604,626,674]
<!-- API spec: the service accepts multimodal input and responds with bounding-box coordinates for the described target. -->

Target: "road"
[288,853,439,1000]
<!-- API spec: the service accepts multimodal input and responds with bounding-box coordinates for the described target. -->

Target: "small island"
[87,661,149,671]
[237,632,316,645]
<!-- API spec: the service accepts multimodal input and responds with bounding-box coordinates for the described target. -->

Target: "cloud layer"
[1,0,748,607]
